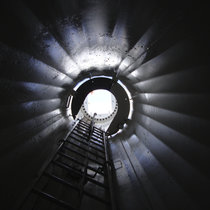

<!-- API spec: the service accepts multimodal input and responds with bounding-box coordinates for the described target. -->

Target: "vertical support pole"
[77,113,97,209]
[103,132,117,210]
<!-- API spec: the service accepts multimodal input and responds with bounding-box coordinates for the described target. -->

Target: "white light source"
[84,89,115,117]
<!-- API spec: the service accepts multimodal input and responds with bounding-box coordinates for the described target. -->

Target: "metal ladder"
[19,119,116,210]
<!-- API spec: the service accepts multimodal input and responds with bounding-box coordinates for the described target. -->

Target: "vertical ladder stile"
[77,114,96,209]
[103,132,117,210]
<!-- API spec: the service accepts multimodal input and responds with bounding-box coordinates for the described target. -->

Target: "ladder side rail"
[18,120,80,210]
[103,132,117,210]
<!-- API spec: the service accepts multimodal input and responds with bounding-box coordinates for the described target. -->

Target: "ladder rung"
[66,141,106,160]
[72,135,104,146]
[44,171,79,191]
[69,134,105,154]
[53,160,108,189]
[57,152,104,176]
[53,160,83,178]
[73,129,104,145]
[79,120,90,126]
[78,122,90,129]
[62,146,104,166]
[91,132,104,140]
[32,188,76,210]
[20,120,114,210]
[76,125,89,132]
[93,127,103,134]
[44,172,109,205]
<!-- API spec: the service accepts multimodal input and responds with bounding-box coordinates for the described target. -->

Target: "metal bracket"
[113,160,123,170]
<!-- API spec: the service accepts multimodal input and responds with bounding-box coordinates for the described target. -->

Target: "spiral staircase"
[0,0,210,210]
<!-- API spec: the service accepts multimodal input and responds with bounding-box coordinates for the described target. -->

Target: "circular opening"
[83,89,117,119]
[70,76,131,135]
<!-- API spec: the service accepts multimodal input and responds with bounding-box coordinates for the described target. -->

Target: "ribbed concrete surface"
[0,0,210,209]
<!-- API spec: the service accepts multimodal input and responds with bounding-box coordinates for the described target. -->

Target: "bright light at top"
[84,89,115,116]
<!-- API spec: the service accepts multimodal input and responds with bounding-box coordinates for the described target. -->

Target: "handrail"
[103,132,117,210]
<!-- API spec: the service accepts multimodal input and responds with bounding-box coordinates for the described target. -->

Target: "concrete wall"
[0,30,75,209]
[0,0,210,210]
[110,42,210,210]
